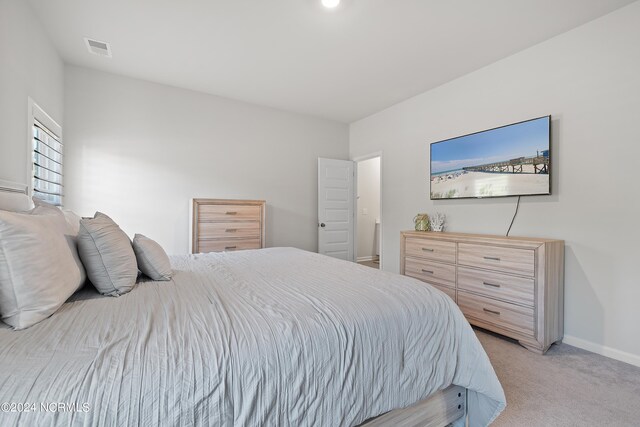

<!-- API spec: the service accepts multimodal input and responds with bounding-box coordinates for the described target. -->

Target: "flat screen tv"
[430,116,551,200]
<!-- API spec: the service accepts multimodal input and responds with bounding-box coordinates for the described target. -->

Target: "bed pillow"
[32,200,87,285]
[62,209,82,237]
[0,205,85,329]
[132,234,173,281]
[77,212,138,296]
[0,192,34,212]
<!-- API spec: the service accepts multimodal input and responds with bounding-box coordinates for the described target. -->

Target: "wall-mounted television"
[430,116,551,200]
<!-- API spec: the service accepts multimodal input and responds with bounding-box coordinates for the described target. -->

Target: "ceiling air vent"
[84,38,112,57]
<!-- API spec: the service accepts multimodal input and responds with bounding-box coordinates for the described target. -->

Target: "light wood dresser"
[191,199,266,253]
[400,231,564,354]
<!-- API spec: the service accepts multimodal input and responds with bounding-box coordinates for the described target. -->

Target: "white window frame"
[27,97,63,204]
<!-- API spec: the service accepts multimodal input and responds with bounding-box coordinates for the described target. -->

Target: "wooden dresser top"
[401,230,563,247]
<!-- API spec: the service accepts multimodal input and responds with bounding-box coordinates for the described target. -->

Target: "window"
[29,100,63,206]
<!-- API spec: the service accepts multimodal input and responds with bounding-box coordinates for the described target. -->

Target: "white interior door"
[318,158,355,261]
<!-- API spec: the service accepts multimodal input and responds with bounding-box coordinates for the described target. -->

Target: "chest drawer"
[197,238,262,253]
[198,204,261,221]
[405,258,456,288]
[405,238,456,264]
[458,243,535,277]
[457,267,534,307]
[198,221,261,239]
[192,199,266,254]
[458,291,534,337]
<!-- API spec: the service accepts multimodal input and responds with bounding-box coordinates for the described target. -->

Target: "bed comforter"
[0,247,505,426]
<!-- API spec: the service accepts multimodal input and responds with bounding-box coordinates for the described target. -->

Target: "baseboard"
[357,256,378,262]
[562,335,640,368]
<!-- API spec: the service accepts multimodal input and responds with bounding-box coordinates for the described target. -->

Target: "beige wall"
[63,66,349,255]
[0,0,64,185]
[350,2,640,365]
[356,157,380,260]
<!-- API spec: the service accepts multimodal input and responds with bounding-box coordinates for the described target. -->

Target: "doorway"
[355,155,381,269]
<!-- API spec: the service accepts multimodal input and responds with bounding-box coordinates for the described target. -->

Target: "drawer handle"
[225,211,238,215]
[225,229,237,232]
[483,308,501,316]
[422,248,435,252]
[225,246,237,250]
[483,256,501,261]
[483,282,501,288]
[421,269,434,274]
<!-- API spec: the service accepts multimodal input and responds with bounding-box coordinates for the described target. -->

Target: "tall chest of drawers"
[400,231,564,354]
[191,199,266,253]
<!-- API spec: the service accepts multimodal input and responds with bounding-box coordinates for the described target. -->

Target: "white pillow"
[33,200,84,254]
[0,192,34,212]
[0,203,86,329]
[62,209,82,237]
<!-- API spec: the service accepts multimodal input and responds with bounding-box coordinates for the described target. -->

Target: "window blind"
[32,120,63,206]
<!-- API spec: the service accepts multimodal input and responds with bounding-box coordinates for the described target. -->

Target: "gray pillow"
[77,212,138,296]
[132,234,173,281]
[0,204,85,329]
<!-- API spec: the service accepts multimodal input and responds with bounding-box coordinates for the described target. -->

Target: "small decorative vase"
[430,213,446,232]
[413,214,431,231]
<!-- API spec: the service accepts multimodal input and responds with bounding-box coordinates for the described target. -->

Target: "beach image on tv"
[430,117,550,199]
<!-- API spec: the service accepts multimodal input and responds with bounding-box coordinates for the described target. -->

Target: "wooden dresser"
[400,231,564,354]
[191,199,266,253]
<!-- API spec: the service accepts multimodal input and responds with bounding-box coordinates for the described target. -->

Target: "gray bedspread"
[0,247,505,426]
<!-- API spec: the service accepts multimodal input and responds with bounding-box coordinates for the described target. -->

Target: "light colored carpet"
[475,329,640,426]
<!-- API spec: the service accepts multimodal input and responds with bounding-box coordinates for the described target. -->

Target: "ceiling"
[28,0,635,123]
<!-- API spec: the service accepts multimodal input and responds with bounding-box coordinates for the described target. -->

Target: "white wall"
[350,2,640,365]
[64,66,349,255]
[0,0,64,184]
[356,157,380,260]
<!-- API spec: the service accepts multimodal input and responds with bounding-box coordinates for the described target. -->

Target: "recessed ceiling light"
[321,0,340,9]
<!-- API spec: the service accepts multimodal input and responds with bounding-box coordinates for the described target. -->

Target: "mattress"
[0,247,505,426]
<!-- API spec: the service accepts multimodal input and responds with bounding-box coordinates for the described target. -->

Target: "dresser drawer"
[430,283,456,301]
[457,266,534,307]
[458,243,535,277]
[197,238,262,253]
[405,258,456,288]
[405,238,456,264]
[198,221,261,239]
[198,204,261,221]
[458,291,534,336]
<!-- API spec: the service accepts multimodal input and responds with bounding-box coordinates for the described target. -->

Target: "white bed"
[0,246,505,426]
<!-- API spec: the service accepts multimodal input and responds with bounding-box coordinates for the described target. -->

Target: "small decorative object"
[413,213,431,231]
[430,212,446,232]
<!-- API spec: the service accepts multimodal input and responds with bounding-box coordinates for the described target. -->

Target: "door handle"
[319,223,326,228]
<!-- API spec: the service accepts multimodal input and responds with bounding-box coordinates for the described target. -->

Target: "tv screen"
[430,116,551,200]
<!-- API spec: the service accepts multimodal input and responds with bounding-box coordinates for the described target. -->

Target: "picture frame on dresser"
[191,199,266,253]
[400,230,564,354]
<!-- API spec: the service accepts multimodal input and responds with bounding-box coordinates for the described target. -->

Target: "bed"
[0,243,505,426]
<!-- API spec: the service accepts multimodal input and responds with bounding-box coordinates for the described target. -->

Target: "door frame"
[352,151,383,269]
